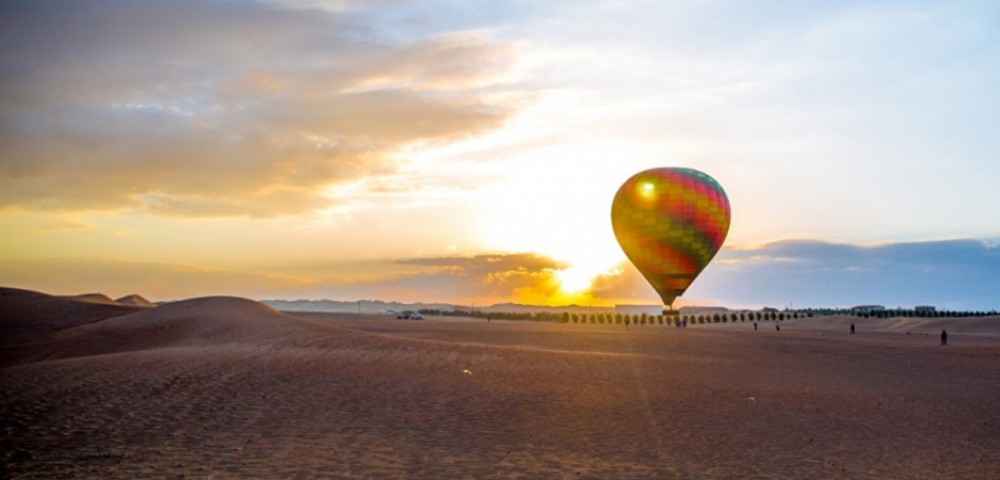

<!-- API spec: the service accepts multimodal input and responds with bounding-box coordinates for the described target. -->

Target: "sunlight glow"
[555,266,595,294]
[472,142,646,304]
[391,93,652,305]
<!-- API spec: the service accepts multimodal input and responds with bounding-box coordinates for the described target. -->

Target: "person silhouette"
[941,329,948,346]
[850,323,856,335]
[753,322,758,331]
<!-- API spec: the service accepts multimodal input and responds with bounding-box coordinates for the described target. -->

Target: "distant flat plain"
[2,288,998,479]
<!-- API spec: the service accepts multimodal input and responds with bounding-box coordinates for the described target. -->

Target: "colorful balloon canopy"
[611,167,731,307]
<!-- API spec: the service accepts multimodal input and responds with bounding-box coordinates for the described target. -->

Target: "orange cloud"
[0,1,519,217]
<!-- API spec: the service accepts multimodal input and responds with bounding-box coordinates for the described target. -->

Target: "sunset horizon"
[3,0,998,309]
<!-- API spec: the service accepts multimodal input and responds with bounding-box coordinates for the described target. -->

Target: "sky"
[1,0,998,310]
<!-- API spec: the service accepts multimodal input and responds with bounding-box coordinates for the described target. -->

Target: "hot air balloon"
[611,167,730,310]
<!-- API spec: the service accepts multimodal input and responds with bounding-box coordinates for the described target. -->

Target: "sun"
[555,266,595,294]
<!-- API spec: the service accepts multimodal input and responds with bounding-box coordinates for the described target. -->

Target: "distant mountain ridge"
[261,299,623,315]
[262,299,459,314]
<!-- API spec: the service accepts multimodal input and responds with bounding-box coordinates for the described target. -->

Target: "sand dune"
[0,287,144,341]
[2,290,999,478]
[4,296,347,366]
[61,292,120,305]
[115,294,156,307]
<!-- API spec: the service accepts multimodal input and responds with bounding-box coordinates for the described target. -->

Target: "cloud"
[395,252,563,272]
[0,257,308,300]
[690,239,1000,310]
[288,253,673,306]
[587,262,660,304]
[0,0,518,216]
[0,215,93,233]
[373,253,566,303]
[0,252,568,304]
[3,240,997,309]
[498,0,1000,244]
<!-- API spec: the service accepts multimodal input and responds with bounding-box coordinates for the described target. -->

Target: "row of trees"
[416,306,998,325]
[850,309,998,319]
[417,308,814,326]
[789,307,999,318]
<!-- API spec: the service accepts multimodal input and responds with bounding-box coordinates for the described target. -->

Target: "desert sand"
[2,287,998,479]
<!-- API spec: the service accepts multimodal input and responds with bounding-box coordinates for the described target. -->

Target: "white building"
[614,304,663,316]
[678,306,729,315]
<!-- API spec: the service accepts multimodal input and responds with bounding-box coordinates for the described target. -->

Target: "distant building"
[614,304,663,316]
[851,305,885,312]
[679,306,729,315]
[915,305,936,313]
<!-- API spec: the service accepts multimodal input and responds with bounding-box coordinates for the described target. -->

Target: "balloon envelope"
[610,167,731,307]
